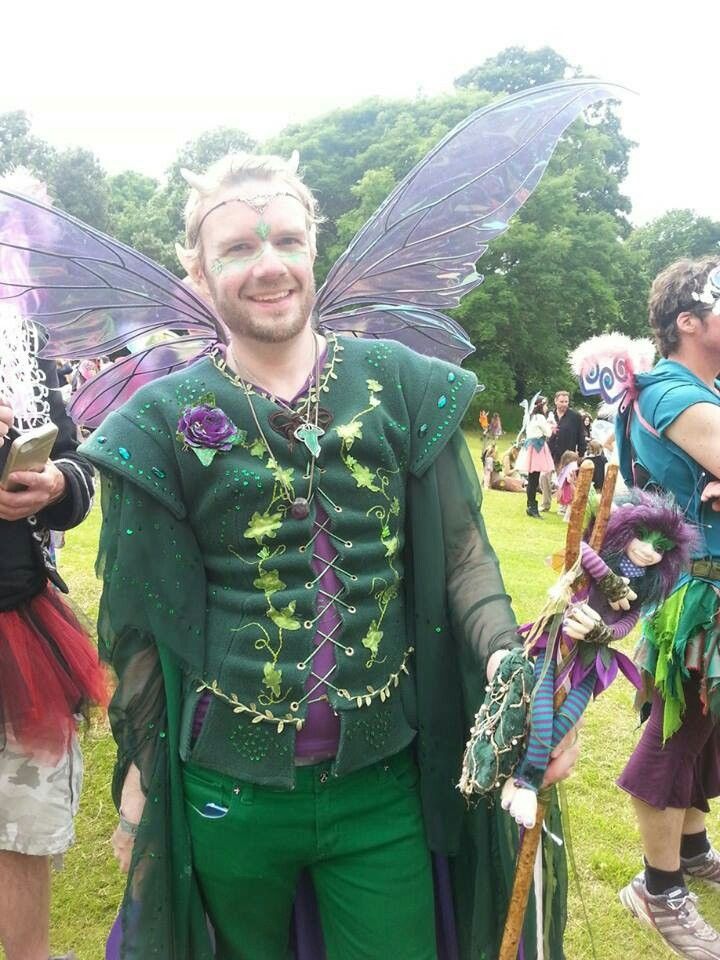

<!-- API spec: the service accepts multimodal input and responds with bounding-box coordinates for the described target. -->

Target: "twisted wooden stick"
[498,460,618,960]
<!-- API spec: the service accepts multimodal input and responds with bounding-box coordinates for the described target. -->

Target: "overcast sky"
[1,0,717,227]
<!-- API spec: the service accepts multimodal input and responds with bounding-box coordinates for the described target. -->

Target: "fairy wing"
[318,304,474,365]
[315,79,622,361]
[68,337,213,428]
[0,189,220,422]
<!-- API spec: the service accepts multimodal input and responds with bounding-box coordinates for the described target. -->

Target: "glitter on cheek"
[278,249,309,264]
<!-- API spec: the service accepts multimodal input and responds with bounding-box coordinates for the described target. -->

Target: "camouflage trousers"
[0,728,83,857]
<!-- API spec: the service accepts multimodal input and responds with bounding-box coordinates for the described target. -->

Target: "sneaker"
[619,872,720,958]
[683,848,720,890]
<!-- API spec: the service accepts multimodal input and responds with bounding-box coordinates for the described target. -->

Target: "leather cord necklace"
[229,334,322,520]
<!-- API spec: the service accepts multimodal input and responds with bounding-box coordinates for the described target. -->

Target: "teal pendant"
[294,422,325,458]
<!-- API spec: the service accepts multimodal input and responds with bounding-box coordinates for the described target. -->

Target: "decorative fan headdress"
[569,332,656,412]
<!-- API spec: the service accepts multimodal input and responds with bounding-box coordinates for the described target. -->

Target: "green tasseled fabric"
[643,580,720,740]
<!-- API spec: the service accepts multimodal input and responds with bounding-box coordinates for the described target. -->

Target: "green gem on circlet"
[294,422,325,458]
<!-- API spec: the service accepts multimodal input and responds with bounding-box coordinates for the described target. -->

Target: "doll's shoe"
[620,872,720,958]
[682,847,720,890]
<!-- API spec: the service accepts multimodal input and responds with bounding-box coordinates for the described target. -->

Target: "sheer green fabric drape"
[97,429,566,959]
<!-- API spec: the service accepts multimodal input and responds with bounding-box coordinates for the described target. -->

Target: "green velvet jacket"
[82,335,566,959]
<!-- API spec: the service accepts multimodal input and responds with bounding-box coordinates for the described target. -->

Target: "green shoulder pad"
[80,408,185,519]
[405,355,477,478]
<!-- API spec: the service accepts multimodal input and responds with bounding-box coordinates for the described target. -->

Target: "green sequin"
[118,447,131,460]
[437,395,447,409]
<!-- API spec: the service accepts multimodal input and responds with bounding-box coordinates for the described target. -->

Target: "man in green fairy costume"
[83,153,577,960]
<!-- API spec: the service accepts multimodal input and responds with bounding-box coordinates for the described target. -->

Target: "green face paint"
[255,221,271,241]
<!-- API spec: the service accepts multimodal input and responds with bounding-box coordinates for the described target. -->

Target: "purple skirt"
[618,673,720,812]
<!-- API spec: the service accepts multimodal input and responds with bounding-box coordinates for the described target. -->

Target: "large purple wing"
[320,305,474,366]
[0,190,220,359]
[68,337,215,428]
[315,79,622,359]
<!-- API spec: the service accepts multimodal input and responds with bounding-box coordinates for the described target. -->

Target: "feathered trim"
[569,333,656,408]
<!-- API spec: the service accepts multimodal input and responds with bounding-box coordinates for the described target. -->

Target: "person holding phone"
[0,356,105,960]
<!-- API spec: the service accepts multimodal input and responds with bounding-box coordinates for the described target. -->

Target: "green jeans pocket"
[183,762,232,819]
[383,748,420,791]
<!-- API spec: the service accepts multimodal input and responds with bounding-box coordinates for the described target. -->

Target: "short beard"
[209,279,316,344]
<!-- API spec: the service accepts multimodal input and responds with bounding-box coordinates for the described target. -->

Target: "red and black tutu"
[0,586,108,760]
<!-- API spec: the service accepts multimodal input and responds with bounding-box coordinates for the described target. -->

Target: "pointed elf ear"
[175,241,198,278]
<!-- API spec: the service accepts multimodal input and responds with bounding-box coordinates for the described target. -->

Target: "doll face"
[625,537,663,567]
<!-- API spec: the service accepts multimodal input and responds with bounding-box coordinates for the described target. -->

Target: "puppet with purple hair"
[498,488,697,829]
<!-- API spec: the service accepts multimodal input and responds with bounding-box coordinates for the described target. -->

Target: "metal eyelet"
[299,545,306,553]
[305,581,314,589]
[344,540,353,548]
[334,506,342,513]
[347,606,357,614]
[303,620,313,629]
[350,574,358,581]
[290,702,300,712]
[345,647,354,656]
[297,662,306,670]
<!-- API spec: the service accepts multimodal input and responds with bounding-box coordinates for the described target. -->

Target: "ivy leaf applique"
[349,461,380,492]
[263,662,283,699]
[361,620,384,657]
[253,568,285,596]
[250,439,266,458]
[268,601,302,631]
[336,422,363,448]
[193,446,217,467]
[383,535,399,558]
[367,379,383,393]
[244,511,283,545]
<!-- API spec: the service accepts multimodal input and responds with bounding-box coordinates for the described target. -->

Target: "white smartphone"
[0,423,59,492]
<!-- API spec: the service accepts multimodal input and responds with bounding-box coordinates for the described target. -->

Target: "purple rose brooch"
[176,394,245,466]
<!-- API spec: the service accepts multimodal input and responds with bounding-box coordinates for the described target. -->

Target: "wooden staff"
[498,460,618,960]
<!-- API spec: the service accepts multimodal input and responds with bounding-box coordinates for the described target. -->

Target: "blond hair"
[179,153,322,269]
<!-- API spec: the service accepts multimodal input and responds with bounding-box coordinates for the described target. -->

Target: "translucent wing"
[68,337,214,428]
[316,79,622,360]
[319,304,474,365]
[0,190,220,358]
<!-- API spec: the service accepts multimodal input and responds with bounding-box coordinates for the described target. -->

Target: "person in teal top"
[616,256,720,959]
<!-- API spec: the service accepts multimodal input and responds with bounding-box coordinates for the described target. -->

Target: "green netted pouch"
[458,648,534,796]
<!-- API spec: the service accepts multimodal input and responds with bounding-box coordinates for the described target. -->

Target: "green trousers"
[182,747,437,960]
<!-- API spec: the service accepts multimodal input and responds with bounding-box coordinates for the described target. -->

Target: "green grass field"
[27,435,720,959]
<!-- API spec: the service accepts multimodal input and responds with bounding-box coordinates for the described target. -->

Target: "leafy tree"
[49,147,109,231]
[0,111,56,178]
[455,46,575,94]
[628,209,720,280]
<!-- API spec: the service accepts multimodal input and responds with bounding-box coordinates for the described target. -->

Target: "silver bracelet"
[119,813,139,837]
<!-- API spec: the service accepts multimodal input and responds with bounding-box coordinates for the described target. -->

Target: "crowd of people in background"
[480,389,611,519]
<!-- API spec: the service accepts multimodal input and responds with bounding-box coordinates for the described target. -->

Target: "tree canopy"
[1,46,718,416]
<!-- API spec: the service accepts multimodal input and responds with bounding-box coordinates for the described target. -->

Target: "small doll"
[500,488,696,828]
[555,450,579,518]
